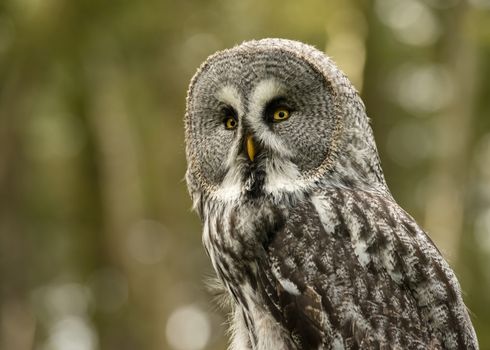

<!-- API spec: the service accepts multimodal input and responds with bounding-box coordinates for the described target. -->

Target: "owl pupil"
[225,117,237,129]
[279,112,285,118]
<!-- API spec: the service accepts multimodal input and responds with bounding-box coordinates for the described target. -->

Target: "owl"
[184,39,478,349]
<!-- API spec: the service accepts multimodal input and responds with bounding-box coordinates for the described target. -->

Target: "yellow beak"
[246,135,256,161]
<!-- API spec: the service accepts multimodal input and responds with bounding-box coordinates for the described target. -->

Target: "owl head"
[185,39,387,206]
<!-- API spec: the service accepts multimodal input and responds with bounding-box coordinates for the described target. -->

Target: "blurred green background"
[1,0,490,349]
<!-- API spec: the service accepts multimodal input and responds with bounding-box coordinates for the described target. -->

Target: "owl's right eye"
[224,117,238,130]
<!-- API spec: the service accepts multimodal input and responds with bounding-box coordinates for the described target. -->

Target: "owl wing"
[257,188,478,349]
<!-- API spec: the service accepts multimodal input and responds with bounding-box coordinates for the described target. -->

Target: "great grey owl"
[184,38,478,349]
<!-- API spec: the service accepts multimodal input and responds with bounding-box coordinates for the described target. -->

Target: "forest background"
[1,0,490,349]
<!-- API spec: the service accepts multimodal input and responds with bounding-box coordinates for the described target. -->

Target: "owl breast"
[202,195,287,295]
[201,187,476,350]
[201,195,295,349]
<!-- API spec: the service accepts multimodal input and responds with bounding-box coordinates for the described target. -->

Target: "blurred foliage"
[0,0,489,349]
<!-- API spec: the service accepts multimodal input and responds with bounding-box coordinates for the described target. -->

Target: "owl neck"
[325,109,389,195]
[328,148,388,194]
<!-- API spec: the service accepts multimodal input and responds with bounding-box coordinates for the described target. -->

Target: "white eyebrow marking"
[248,79,294,158]
[216,85,243,115]
[249,79,285,113]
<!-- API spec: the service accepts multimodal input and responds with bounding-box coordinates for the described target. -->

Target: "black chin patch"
[243,160,266,199]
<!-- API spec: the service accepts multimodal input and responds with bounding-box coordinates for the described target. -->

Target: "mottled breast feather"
[201,188,478,349]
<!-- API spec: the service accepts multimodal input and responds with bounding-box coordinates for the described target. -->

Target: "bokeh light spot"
[390,64,454,115]
[32,283,93,325]
[45,316,98,350]
[375,0,440,46]
[165,305,211,350]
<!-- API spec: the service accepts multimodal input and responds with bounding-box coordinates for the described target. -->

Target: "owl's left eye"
[225,117,238,130]
[272,108,290,122]
[264,98,292,124]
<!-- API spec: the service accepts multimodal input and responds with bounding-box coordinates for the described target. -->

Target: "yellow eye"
[225,117,238,129]
[273,108,290,122]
